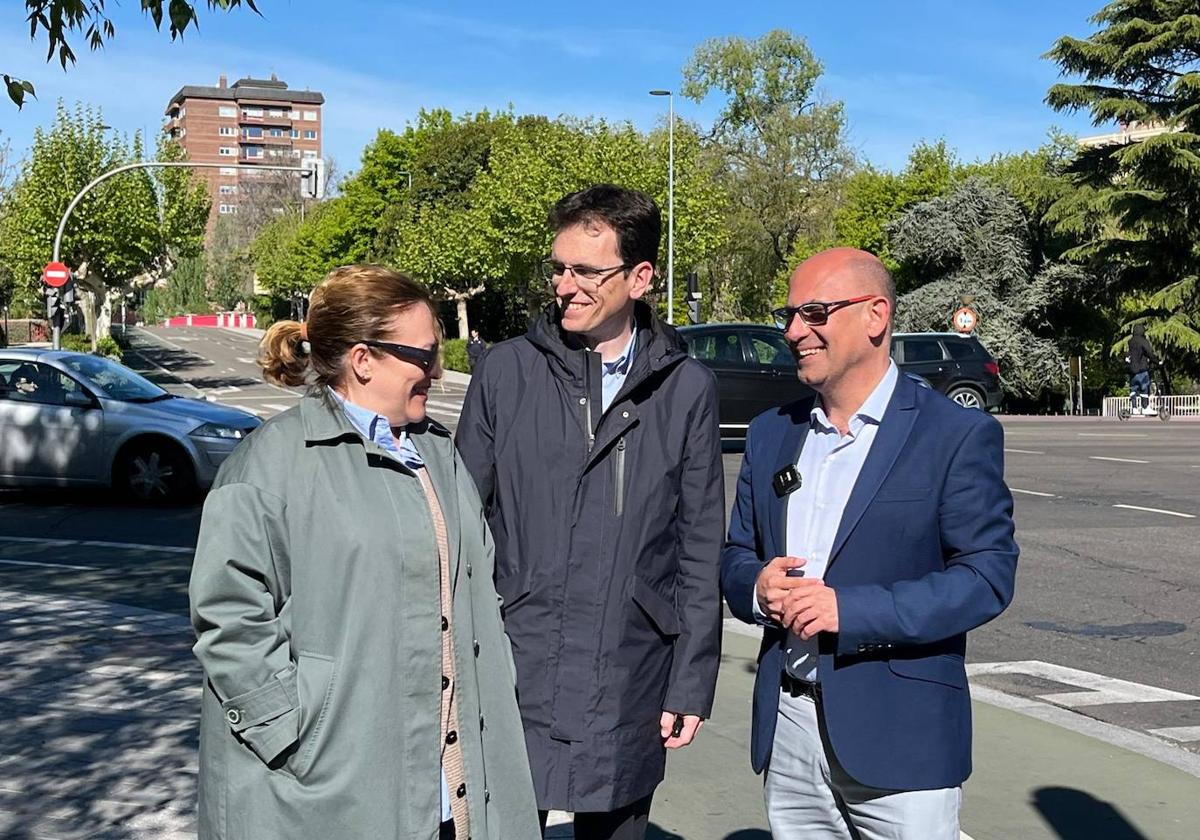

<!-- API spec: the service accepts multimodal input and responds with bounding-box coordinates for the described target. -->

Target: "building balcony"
[239,113,292,127]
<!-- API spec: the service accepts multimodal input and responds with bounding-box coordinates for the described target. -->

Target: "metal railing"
[1102,394,1200,417]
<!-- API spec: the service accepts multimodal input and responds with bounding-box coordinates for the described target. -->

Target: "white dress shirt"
[777,362,898,681]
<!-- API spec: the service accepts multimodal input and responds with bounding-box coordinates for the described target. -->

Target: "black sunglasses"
[361,340,439,372]
[771,295,876,328]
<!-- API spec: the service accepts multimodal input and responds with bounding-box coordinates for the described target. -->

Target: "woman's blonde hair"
[258,264,436,389]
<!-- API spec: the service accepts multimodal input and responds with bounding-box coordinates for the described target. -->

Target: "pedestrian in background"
[467,328,487,372]
[456,185,725,840]
[1127,323,1159,414]
[722,248,1018,840]
[189,264,538,840]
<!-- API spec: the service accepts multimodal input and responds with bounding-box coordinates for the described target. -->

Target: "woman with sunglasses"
[189,264,538,840]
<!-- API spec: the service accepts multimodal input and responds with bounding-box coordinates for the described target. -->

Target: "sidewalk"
[1,587,1197,838]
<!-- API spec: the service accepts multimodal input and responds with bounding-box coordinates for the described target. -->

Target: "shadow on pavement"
[1033,786,1150,840]
[648,825,769,839]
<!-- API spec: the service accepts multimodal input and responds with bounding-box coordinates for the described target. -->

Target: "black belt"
[781,671,822,700]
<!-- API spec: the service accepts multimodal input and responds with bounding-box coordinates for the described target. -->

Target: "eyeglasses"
[361,340,439,373]
[771,295,876,329]
[539,258,632,293]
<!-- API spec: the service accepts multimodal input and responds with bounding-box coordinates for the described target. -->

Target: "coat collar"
[300,393,451,446]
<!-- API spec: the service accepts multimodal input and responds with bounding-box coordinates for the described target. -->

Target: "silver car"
[0,349,260,503]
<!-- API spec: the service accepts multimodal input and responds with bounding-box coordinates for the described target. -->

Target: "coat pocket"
[286,651,337,780]
[631,577,681,638]
[887,653,966,689]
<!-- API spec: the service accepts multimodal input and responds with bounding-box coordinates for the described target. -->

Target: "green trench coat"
[189,396,539,840]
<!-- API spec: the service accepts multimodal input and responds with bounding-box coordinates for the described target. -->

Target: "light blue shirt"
[600,328,638,412]
[328,389,450,821]
[752,362,899,682]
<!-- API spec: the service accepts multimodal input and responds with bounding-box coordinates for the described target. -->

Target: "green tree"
[208,216,252,310]
[0,102,209,342]
[1045,0,1200,372]
[7,1,259,108]
[142,254,210,324]
[888,178,1093,403]
[683,29,856,320]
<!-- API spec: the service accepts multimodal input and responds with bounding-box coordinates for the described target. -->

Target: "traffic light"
[46,286,65,330]
[685,271,702,325]
[300,157,326,200]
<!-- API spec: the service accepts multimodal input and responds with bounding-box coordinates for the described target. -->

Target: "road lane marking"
[1078,432,1147,438]
[1112,504,1195,519]
[1089,456,1149,464]
[0,536,195,554]
[263,403,293,413]
[237,357,256,364]
[1011,488,1056,497]
[1149,726,1200,743]
[215,393,301,401]
[1004,448,1045,455]
[968,660,1199,706]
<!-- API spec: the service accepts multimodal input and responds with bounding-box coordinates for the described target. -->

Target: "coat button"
[484,789,491,803]
[578,397,587,405]
[446,730,457,744]
[225,708,242,725]
[441,615,448,632]
[456,783,466,798]
[479,715,485,729]
[622,411,629,419]
[467,564,473,577]
[442,675,450,691]
[473,640,480,656]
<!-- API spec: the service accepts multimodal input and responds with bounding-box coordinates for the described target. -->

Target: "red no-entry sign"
[42,262,71,288]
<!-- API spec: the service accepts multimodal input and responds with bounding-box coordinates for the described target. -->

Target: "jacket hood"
[525,299,687,383]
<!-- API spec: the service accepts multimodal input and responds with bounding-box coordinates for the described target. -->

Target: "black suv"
[890,332,1002,410]
[679,324,1003,439]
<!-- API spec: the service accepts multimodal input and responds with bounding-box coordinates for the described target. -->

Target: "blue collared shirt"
[600,328,638,412]
[750,362,900,682]
[328,389,448,821]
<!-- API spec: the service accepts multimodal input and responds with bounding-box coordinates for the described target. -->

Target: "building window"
[219,126,236,136]
[302,150,318,159]
[290,129,299,139]
[303,110,317,121]
[268,128,283,137]
[242,107,264,118]
[218,147,236,156]
[219,185,237,195]
[179,107,187,117]
[219,167,237,176]
[269,108,284,118]
[219,105,236,117]
[242,126,263,138]
[244,146,263,158]
[303,130,317,140]
[218,204,238,215]
[289,110,300,119]
[178,128,186,137]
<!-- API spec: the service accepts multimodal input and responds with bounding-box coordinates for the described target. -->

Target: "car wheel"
[947,386,984,409]
[114,439,196,505]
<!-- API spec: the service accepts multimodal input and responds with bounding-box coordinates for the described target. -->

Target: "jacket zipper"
[583,361,595,452]
[614,437,626,516]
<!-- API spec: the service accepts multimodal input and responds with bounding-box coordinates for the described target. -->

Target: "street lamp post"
[649,89,674,324]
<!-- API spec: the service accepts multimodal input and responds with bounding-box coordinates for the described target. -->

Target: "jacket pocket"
[632,577,681,638]
[287,651,337,780]
[887,653,966,689]
[614,437,627,517]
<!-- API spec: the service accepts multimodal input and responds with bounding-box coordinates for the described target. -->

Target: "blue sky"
[1,1,1110,177]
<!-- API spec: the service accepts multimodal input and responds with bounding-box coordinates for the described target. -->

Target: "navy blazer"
[721,372,1018,791]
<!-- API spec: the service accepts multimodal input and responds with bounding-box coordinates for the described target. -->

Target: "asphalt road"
[1,324,1198,766]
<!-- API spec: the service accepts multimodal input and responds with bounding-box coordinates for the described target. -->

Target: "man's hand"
[660,711,703,749]
[755,556,809,623]
[783,579,839,640]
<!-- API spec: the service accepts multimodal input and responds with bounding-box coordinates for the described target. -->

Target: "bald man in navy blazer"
[721,249,1017,839]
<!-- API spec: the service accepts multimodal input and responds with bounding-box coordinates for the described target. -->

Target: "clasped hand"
[754,556,839,639]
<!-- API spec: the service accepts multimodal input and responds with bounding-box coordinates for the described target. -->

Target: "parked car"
[679,324,1003,439]
[890,332,1003,410]
[0,349,260,503]
[678,323,813,439]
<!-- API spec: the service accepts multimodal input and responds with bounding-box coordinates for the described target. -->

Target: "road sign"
[952,306,977,333]
[42,262,71,288]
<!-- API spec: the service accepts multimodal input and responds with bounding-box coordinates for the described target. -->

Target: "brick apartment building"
[163,74,324,235]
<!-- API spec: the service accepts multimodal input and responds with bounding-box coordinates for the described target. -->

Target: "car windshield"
[59,354,170,402]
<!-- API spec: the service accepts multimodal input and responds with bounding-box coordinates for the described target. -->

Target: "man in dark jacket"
[1127,323,1158,413]
[466,329,487,371]
[456,184,724,840]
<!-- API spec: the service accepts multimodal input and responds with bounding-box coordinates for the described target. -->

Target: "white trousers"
[765,688,960,840]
